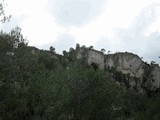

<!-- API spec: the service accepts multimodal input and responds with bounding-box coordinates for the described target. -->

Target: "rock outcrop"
[73,46,160,92]
[87,50,104,70]
[144,64,160,91]
[105,52,144,78]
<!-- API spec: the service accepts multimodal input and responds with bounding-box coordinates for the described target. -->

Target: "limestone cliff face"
[87,50,104,69]
[74,47,160,91]
[75,47,104,69]
[105,52,145,91]
[151,64,160,89]
[105,52,144,78]
[145,64,160,91]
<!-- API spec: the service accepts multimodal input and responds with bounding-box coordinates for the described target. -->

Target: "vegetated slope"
[1,29,160,120]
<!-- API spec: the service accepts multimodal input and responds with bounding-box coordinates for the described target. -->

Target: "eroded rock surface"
[74,47,160,92]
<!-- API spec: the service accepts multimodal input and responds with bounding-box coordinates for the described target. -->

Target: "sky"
[1,0,160,64]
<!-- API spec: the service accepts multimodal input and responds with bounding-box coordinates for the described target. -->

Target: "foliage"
[0,0,11,23]
[1,29,160,120]
[101,48,106,53]
[49,46,55,53]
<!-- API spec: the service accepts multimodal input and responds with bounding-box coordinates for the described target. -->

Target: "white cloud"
[48,0,107,27]
[110,3,160,63]
[39,33,75,53]
[6,0,48,16]
[20,12,58,46]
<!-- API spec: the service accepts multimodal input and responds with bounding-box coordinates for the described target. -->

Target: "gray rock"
[74,46,160,92]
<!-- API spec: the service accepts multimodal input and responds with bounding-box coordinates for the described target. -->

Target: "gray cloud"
[113,3,160,64]
[48,0,107,27]
[95,3,160,64]
[95,37,112,51]
[39,34,75,54]
[144,32,160,63]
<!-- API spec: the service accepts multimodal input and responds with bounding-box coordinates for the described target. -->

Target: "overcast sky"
[1,0,160,64]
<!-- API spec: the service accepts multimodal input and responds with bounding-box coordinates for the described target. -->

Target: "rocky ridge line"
[73,45,160,92]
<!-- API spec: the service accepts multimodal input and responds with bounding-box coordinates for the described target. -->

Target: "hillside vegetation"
[1,28,160,120]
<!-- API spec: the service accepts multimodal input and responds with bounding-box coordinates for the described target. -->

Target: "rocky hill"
[2,28,160,119]
[27,44,160,93]
[62,44,160,93]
